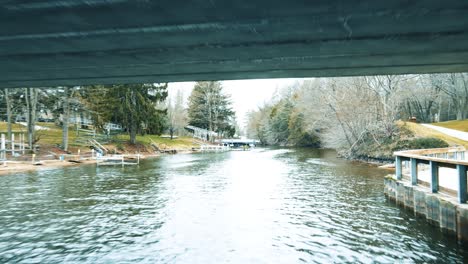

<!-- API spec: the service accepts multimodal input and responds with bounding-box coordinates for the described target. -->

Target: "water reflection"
[0,148,467,263]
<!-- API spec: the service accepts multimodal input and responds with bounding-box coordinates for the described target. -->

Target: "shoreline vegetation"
[245,76,468,162]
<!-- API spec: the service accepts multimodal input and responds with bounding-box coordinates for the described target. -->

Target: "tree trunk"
[25,88,37,151]
[62,87,69,151]
[130,120,137,144]
[4,88,12,149]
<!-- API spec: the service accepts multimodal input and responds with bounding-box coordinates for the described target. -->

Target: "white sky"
[167,78,301,127]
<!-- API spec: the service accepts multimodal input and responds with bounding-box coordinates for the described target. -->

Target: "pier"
[96,154,141,166]
[386,147,468,241]
[198,145,230,152]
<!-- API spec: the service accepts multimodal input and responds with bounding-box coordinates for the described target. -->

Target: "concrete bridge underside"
[2,0,468,88]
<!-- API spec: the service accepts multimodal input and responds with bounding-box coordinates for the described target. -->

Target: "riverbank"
[0,159,98,176]
[0,149,203,176]
[338,121,468,165]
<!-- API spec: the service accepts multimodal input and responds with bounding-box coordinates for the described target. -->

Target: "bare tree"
[431,73,468,120]
[62,86,70,151]
[3,88,13,146]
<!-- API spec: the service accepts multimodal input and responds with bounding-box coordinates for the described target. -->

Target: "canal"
[0,148,467,263]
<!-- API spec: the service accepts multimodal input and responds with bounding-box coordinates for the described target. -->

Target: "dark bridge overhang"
[2,1,468,88]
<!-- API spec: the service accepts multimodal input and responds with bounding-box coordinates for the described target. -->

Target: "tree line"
[246,73,468,160]
[0,81,235,152]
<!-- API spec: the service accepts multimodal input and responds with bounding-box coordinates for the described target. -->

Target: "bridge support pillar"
[457,165,467,203]
[395,156,402,180]
[411,158,418,186]
[430,161,439,193]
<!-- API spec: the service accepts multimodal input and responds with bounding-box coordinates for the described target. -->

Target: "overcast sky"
[167,78,301,127]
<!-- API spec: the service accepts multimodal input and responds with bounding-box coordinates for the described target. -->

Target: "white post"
[91,149,95,159]
[1,134,5,160]
[11,133,15,156]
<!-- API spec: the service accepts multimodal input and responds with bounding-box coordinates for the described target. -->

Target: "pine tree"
[80,83,168,144]
[187,81,235,138]
[110,83,168,144]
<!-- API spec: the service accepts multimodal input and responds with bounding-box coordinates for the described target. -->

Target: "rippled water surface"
[0,148,467,263]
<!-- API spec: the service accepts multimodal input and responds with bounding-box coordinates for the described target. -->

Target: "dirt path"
[422,124,468,142]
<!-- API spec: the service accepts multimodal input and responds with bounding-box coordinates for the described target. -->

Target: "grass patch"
[432,119,468,132]
[0,122,27,132]
[115,134,196,150]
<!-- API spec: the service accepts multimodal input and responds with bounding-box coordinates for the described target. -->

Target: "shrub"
[393,137,448,151]
[294,132,320,147]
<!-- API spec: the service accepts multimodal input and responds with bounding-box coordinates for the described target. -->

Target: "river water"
[0,148,467,263]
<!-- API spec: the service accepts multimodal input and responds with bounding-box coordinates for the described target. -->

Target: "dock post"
[457,165,467,203]
[411,158,418,185]
[395,156,402,180]
[430,161,439,193]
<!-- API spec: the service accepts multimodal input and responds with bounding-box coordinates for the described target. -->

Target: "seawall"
[384,176,468,242]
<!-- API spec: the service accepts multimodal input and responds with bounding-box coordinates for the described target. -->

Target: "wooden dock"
[96,154,141,166]
[199,145,230,152]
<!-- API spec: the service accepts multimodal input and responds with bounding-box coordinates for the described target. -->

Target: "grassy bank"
[432,119,468,132]
[345,121,466,163]
[403,122,468,148]
[0,122,196,156]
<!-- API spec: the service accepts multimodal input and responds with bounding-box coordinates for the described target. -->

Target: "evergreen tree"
[110,83,167,144]
[187,81,235,137]
[80,85,115,130]
[81,83,168,144]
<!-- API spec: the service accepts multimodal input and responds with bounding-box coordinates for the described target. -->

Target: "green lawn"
[0,121,196,150]
[432,119,468,132]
